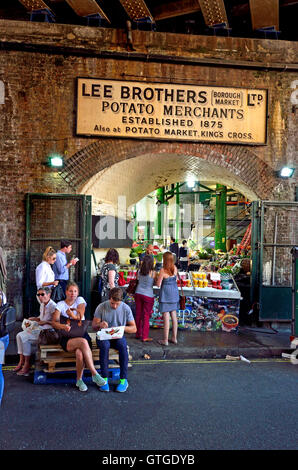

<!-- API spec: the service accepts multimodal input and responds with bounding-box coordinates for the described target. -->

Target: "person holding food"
[35,246,59,289]
[14,286,57,376]
[92,287,136,393]
[52,239,78,295]
[52,281,106,392]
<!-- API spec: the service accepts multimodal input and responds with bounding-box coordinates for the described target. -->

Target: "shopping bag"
[177,271,186,310]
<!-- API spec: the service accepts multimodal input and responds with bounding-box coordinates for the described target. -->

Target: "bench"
[34,332,132,384]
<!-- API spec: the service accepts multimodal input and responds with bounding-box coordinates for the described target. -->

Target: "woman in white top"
[14,286,57,376]
[35,246,59,289]
[52,282,105,392]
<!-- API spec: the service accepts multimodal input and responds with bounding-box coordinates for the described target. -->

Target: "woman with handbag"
[156,251,179,346]
[100,248,120,302]
[14,286,57,376]
[135,255,156,342]
[52,282,106,392]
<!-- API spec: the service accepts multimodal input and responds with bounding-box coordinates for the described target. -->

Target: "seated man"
[92,287,136,393]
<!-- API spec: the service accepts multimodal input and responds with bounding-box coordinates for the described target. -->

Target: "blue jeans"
[96,336,128,380]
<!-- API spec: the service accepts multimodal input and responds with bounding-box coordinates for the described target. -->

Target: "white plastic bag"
[21,319,41,334]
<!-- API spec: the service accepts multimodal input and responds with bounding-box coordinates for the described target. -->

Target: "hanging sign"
[76,78,267,145]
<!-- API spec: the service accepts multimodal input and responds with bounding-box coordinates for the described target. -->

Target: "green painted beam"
[214,184,227,251]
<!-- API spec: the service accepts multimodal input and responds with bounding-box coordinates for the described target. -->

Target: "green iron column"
[175,183,180,242]
[133,205,138,241]
[155,187,165,241]
[215,184,227,251]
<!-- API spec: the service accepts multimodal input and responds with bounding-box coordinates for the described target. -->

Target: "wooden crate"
[37,332,132,374]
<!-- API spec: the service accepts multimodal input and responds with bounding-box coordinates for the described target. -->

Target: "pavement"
[3,321,292,364]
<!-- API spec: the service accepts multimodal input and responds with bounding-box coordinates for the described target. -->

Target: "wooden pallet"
[37,332,132,374]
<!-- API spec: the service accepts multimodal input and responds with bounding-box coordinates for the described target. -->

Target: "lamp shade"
[279,167,295,178]
[48,154,64,168]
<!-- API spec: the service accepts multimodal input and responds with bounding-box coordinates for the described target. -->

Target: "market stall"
[149,271,242,333]
[117,242,248,333]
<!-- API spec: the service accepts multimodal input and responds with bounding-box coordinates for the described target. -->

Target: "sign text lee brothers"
[76,78,267,145]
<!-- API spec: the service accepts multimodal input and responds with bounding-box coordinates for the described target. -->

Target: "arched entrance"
[57,139,297,326]
[61,139,276,205]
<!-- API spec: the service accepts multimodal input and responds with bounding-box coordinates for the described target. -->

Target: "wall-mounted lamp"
[47,153,64,169]
[277,166,295,178]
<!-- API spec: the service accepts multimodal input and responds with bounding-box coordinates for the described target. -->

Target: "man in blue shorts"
[92,288,136,393]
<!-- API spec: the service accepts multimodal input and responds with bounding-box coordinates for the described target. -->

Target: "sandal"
[17,368,30,376]
[158,340,168,346]
[13,364,24,372]
[169,339,178,344]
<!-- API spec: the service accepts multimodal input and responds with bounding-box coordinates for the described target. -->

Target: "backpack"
[0,303,16,337]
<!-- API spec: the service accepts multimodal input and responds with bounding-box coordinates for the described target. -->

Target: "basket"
[241,258,251,274]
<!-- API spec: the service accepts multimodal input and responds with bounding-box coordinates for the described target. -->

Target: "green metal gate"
[251,200,298,322]
[292,247,298,337]
[25,193,92,318]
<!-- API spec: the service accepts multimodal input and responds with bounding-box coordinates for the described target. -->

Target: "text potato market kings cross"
[76,78,267,145]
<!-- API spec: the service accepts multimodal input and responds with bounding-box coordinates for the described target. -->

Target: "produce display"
[120,241,250,334]
[146,272,241,332]
[149,295,240,333]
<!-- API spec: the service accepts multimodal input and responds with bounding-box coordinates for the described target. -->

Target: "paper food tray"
[96,325,125,341]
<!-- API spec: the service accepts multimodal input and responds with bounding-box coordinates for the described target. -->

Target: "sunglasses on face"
[37,293,45,297]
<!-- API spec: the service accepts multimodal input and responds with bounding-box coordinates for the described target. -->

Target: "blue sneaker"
[99,379,109,392]
[116,379,129,393]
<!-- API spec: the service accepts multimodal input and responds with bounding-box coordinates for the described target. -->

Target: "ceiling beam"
[198,0,229,27]
[119,0,154,22]
[18,0,53,11]
[152,0,201,21]
[249,0,279,30]
[65,0,110,22]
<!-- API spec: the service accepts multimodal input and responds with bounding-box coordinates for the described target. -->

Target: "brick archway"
[60,139,276,202]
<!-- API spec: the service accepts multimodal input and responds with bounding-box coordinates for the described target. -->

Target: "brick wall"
[0,20,297,316]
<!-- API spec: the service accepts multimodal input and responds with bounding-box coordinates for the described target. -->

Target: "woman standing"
[100,248,120,302]
[156,252,179,346]
[14,286,57,376]
[135,254,156,342]
[52,281,105,392]
[179,240,189,271]
[35,246,59,289]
